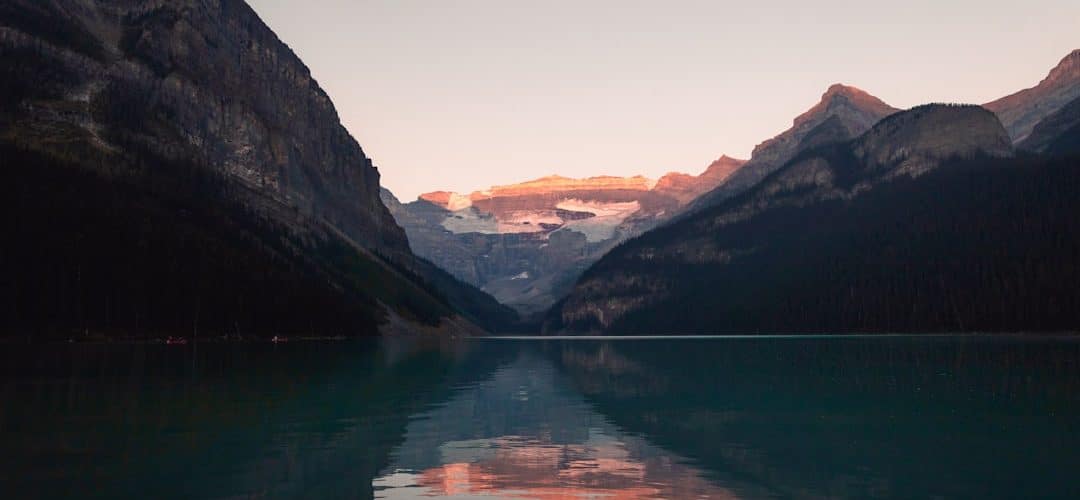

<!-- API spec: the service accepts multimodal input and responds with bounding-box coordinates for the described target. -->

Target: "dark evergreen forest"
[0,142,483,340]
[558,152,1080,334]
[0,35,517,339]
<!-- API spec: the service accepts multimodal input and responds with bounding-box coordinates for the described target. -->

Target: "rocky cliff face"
[653,156,747,204]
[986,49,1080,143]
[556,105,1013,332]
[386,162,744,315]
[1017,95,1080,155]
[853,105,1012,176]
[0,0,516,336]
[1,0,408,256]
[683,84,898,216]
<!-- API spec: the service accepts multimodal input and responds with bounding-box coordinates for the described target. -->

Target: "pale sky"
[247,0,1079,201]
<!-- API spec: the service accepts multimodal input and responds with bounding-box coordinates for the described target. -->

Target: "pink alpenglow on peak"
[654,156,748,204]
[481,175,656,198]
[393,160,746,313]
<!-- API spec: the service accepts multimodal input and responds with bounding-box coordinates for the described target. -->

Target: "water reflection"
[2,336,1079,499]
[374,354,745,498]
[0,338,502,499]
[549,337,1080,499]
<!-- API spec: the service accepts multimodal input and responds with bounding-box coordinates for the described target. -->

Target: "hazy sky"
[247,0,1079,201]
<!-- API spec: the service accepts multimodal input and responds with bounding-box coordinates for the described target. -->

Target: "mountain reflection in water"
[374,355,743,499]
[2,336,1079,499]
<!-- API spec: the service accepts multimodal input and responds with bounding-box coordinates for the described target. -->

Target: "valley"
[3,3,1080,498]
[1,1,1078,339]
[384,158,744,314]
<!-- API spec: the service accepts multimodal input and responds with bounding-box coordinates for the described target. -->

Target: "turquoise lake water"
[2,336,1079,499]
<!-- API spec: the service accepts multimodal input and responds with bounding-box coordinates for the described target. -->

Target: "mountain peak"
[759,83,896,153]
[488,174,653,196]
[792,84,896,129]
[713,154,744,164]
[683,83,898,216]
[823,83,870,98]
[418,174,660,209]
[653,155,747,205]
[1044,49,1080,86]
[985,49,1080,142]
[702,155,747,177]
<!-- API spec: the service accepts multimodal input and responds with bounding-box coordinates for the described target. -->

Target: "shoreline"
[6,330,1080,346]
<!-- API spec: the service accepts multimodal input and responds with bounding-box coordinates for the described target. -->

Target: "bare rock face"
[480,175,655,199]
[683,84,898,216]
[387,162,744,315]
[0,0,408,256]
[654,156,747,204]
[0,0,521,335]
[1018,95,1080,155]
[555,104,1013,331]
[986,49,1080,143]
[853,105,1012,176]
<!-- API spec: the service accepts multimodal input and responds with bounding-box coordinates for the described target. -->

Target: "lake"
[2,336,1079,499]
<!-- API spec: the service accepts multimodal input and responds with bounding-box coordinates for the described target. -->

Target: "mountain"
[1018,95,1080,156]
[384,161,743,315]
[0,0,514,338]
[549,104,1080,334]
[683,84,898,215]
[653,155,746,204]
[985,49,1080,143]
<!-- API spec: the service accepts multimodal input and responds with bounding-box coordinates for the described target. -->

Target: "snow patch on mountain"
[557,200,641,242]
[441,208,563,235]
[438,200,641,242]
[444,193,474,211]
[498,210,564,233]
[440,208,500,234]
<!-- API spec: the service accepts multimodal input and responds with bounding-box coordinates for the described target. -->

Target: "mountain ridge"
[387,157,745,314]
[553,104,1021,333]
[682,83,899,216]
[0,0,516,337]
[1018,95,1080,155]
[654,155,747,204]
[985,49,1080,142]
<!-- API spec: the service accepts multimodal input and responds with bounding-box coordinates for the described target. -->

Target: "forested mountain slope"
[0,0,515,338]
[551,105,1080,334]
[682,84,897,216]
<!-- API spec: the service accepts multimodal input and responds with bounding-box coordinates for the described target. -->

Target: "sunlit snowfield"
[2,336,1079,499]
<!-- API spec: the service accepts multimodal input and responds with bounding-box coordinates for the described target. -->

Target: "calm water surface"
[2,336,1079,499]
